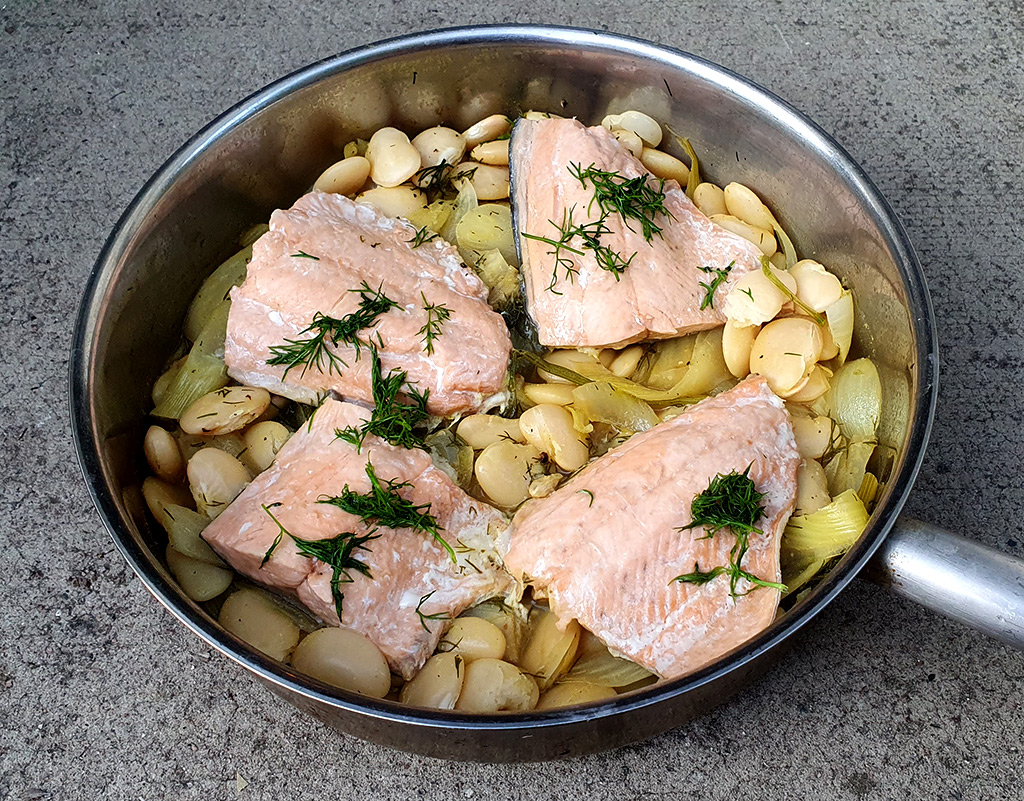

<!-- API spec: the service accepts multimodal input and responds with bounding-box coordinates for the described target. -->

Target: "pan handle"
[865,517,1024,649]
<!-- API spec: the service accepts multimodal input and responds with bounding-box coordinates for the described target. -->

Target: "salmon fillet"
[503,376,799,679]
[201,398,511,678]
[225,191,512,416]
[510,118,764,348]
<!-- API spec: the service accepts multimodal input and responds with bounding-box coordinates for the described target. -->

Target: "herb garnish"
[672,466,787,597]
[418,293,451,356]
[407,226,440,249]
[318,461,454,561]
[260,504,377,621]
[760,255,826,325]
[260,502,286,567]
[697,260,735,310]
[335,347,430,451]
[414,590,452,632]
[266,281,399,378]
[522,205,636,293]
[577,489,595,507]
[568,162,671,242]
[290,250,320,260]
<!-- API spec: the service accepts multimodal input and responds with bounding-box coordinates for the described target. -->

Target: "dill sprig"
[414,590,452,632]
[568,162,671,242]
[521,205,635,293]
[760,255,827,325]
[266,281,400,378]
[418,293,451,356]
[334,346,430,451]
[697,260,735,310]
[318,460,454,561]
[673,466,787,597]
[290,250,320,260]
[260,502,286,567]
[261,503,377,622]
[417,160,473,201]
[407,226,440,249]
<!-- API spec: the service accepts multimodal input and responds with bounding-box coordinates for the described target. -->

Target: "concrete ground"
[2,1,1022,799]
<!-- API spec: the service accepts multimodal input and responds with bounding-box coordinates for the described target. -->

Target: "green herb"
[760,255,826,325]
[260,503,377,621]
[266,282,400,378]
[740,287,755,302]
[521,205,635,293]
[577,489,595,507]
[407,226,440,249]
[335,347,430,451]
[414,590,452,632]
[290,250,320,260]
[418,293,452,356]
[568,162,671,242]
[318,460,453,561]
[672,466,787,596]
[697,260,734,310]
[260,503,287,567]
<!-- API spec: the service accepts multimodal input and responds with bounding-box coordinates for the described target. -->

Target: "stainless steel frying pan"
[70,25,1024,762]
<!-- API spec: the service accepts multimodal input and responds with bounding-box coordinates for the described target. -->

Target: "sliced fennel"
[474,248,521,310]
[155,503,223,566]
[825,440,875,497]
[184,241,258,342]
[564,646,654,688]
[826,358,881,441]
[781,489,869,595]
[771,221,798,269]
[165,545,232,602]
[440,178,478,247]
[669,127,700,199]
[405,198,456,234]
[825,290,855,366]
[571,382,659,433]
[151,299,230,420]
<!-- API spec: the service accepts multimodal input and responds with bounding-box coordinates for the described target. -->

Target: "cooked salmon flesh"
[503,376,799,679]
[510,117,765,349]
[201,398,511,679]
[225,191,512,416]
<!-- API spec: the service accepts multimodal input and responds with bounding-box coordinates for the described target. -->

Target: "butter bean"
[639,147,689,184]
[400,652,464,709]
[366,127,421,187]
[474,441,541,508]
[749,317,824,396]
[356,185,428,218]
[455,658,539,712]
[608,345,645,378]
[601,110,663,147]
[456,414,525,450]
[609,128,643,158]
[144,425,184,482]
[693,182,727,217]
[518,609,581,691]
[291,627,391,698]
[724,267,798,327]
[796,458,831,515]
[461,113,512,147]
[180,386,270,436]
[522,382,576,406]
[241,421,290,474]
[453,162,509,200]
[442,617,506,662]
[313,156,371,196]
[790,259,844,312]
[537,681,617,710]
[709,214,777,257]
[411,126,466,169]
[218,589,300,661]
[722,320,760,378]
[470,139,509,165]
[187,447,250,519]
[791,414,834,459]
[519,404,590,472]
[723,182,777,230]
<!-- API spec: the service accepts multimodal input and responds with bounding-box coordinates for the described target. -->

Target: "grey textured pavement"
[2,1,1023,799]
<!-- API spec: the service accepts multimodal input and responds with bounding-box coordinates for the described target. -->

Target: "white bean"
[187,448,250,519]
[609,345,645,378]
[537,681,618,710]
[456,414,524,449]
[522,382,576,406]
[693,182,728,217]
[724,267,798,327]
[142,476,193,519]
[709,214,778,256]
[609,128,643,158]
[454,658,539,712]
[749,317,824,395]
[474,440,541,508]
[518,609,581,691]
[290,627,391,698]
[241,421,290,474]
[461,113,512,147]
[218,589,300,661]
[453,162,509,200]
[796,458,831,514]
[180,386,270,436]
[144,425,184,482]
[356,185,428,218]
[400,652,465,709]
[313,155,371,196]
[470,139,510,165]
[723,182,777,230]
[519,404,590,472]
[365,127,421,187]
[790,259,844,312]
[639,147,690,184]
[165,545,232,602]
[791,415,834,459]
[442,617,506,661]
[722,320,760,378]
[785,364,832,402]
[411,126,466,169]
[538,349,599,384]
[523,110,561,120]
[601,110,663,147]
